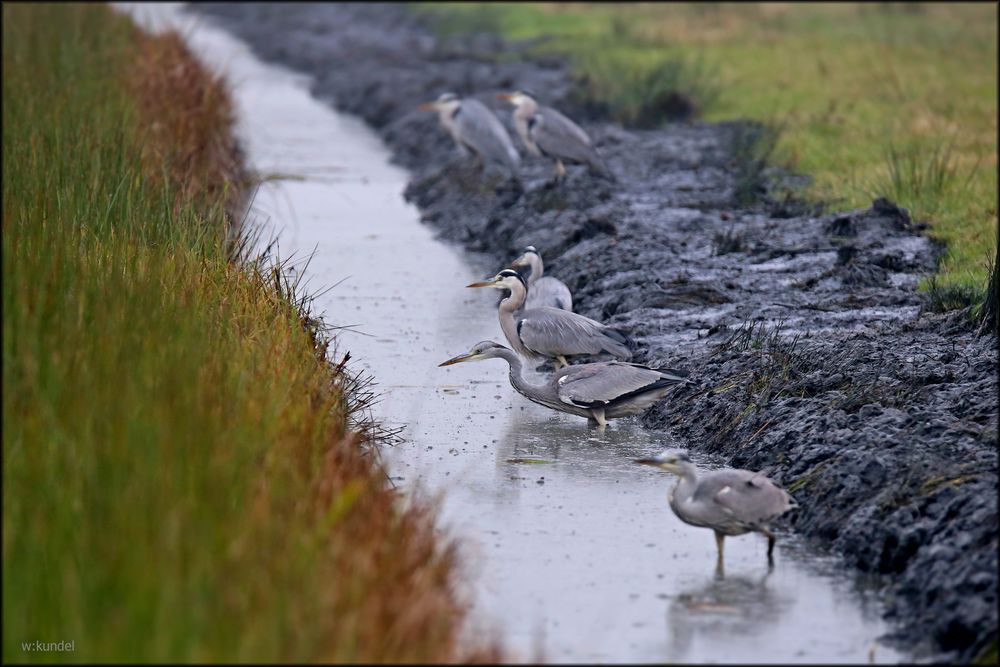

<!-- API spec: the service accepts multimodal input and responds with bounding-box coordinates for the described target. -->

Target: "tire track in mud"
[195,4,997,661]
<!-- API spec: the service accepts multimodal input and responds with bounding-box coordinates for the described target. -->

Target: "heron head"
[510,245,540,269]
[419,92,460,112]
[439,341,509,367]
[496,90,536,107]
[635,450,693,475]
[466,269,526,292]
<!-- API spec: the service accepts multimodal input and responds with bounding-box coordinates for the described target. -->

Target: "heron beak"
[634,457,661,467]
[439,352,475,367]
[418,102,436,111]
[510,256,528,268]
[496,92,514,102]
[466,279,497,288]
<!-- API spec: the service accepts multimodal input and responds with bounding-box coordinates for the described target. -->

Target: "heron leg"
[714,530,726,569]
[554,159,566,181]
[555,355,569,370]
[761,528,777,564]
[591,407,607,427]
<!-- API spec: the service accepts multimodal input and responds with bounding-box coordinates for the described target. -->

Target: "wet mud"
[195,3,997,661]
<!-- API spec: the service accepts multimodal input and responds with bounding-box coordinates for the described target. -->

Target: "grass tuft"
[571,51,722,126]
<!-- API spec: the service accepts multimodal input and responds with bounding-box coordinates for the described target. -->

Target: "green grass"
[419,2,998,294]
[3,4,488,662]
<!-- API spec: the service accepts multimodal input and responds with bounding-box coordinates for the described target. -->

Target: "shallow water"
[122,4,906,662]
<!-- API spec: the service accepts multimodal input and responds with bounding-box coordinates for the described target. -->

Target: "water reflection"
[666,567,791,662]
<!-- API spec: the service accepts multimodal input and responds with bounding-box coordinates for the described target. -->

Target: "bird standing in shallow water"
[419,92,521,183]
[510,245,573,311]
[636,451,797,572]
[440,341,691,427]
[467,269,632,369]
[497,89,614,182]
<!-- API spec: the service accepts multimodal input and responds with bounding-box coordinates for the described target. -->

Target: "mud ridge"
[195,4,997,661]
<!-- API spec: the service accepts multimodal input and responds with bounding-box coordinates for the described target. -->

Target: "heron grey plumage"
[420,92,521,181]
[439,341,691,426]
[467,269,632,368]
[636,451,797,567]
[498,90,614,181]
[511,245,573,311]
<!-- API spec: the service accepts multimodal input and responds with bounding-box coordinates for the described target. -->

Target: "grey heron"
[439,341,691,426]
[497,90,614,181]
[467,269,632,368]
[636,451,797,567]
[419,92,521,181]
[510,245,573,311]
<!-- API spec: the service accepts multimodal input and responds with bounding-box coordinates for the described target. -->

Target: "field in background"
[2,4,493,662]
[420,2,997,295]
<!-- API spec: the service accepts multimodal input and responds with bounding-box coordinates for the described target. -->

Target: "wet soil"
[195,3,997,662]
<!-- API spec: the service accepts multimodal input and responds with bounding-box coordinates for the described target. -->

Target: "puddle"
[122,4,906,663]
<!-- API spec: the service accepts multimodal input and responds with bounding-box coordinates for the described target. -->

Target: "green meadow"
[421,2,997,296]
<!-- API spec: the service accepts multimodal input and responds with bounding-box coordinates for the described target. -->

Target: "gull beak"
[466,279,497,288]
[418,101,436,111]
[439,352,475,367]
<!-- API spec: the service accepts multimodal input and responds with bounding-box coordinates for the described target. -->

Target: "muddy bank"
[194,3,997,661]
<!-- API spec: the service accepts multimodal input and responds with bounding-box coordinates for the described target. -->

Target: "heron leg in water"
[554,355,569,370]
[714,530,726,567]
[590,406,607,427]
[761,527,777,563]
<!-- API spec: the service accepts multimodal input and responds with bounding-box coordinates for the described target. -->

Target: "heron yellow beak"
[496,93,514,102]
[418,101,436,111]
[439,352,475,367]
[635,457,676,472]
[466,279,497,288]
[510,255,529,268]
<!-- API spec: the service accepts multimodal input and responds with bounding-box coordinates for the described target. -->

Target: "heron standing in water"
[467,269,632,369]
[497,89,614,182]
[419,92,521,183]
[635,451,797,569]
[440,341,691,427]
[510,245,573,311]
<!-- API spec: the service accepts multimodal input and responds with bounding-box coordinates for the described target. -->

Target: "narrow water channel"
[123,5,906,663]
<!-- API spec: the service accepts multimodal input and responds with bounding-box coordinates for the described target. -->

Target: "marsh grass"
[571,50,723,126]
[2,4,494,662]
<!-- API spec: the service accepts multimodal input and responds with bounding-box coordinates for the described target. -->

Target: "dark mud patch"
[195,3,997,661]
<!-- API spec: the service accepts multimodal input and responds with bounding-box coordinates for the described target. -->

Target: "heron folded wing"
[710,470,793,527]
[555,361,665,408]
[457,99,521,169]
[527,277,573,311]
[518,308,611,357]
[533,108,601,166]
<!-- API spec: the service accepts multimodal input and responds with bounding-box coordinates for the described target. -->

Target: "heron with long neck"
[636,451,797,570]
[440,341,691,426]
[497,90,614,182]
[467,269,632,369]
[419,92,521,182]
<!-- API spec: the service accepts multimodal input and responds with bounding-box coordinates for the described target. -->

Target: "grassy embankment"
[3,4,494,662]
[421,2,998,316]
